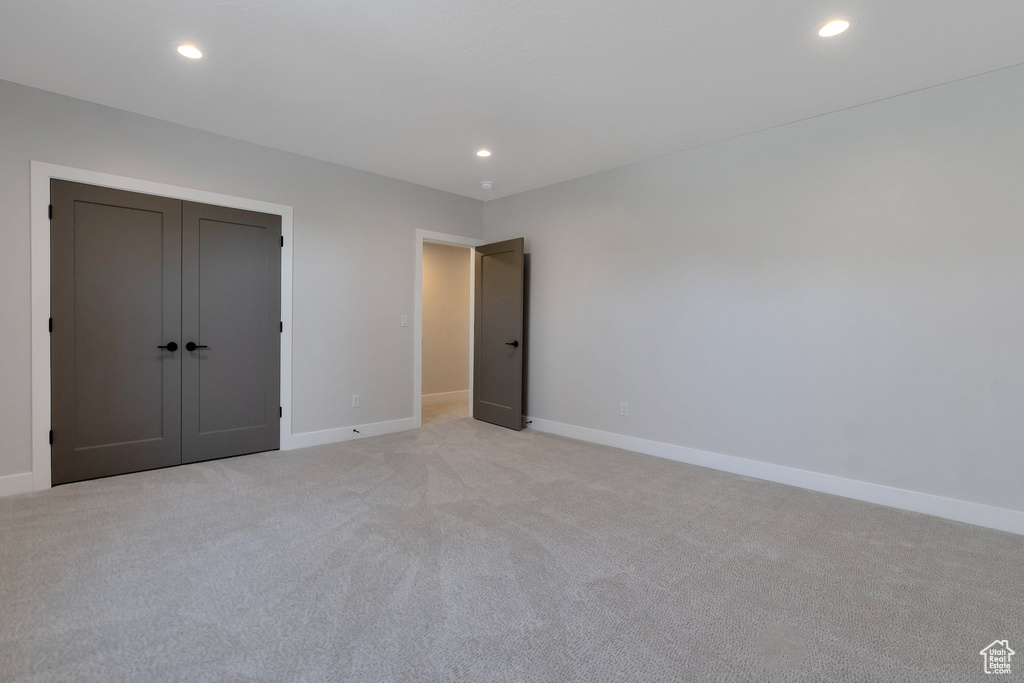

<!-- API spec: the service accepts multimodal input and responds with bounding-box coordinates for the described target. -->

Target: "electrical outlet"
[620,402,629,416]
[352,394,360,408]
[401,315,408,327]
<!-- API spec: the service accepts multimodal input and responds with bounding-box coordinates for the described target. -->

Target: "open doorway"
[414,230,483,428]
[421,242,472,424]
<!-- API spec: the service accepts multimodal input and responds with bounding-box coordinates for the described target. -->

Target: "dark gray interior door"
[181,202,281,463]
[50,180,183,484]
[473,238,525,430]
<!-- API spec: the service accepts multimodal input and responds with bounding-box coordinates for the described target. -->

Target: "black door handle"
[157,342,178,352]
[505,340,519,348]
[185,342,208,352]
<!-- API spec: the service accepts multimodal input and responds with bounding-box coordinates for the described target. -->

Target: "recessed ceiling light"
[476,149,492,157]
[818,19,851,37]
[176,44,204,59]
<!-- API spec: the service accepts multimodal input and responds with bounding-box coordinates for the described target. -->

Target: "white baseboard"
[422,390,469,406]
[526,417,1024,537]
[0,472,35,498]
[1,418,418,496]
[288,416,419,450]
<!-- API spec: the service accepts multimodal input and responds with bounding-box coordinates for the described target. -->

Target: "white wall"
[0,79,482,480]
[483,64,1024,515]
[422,243,470,395]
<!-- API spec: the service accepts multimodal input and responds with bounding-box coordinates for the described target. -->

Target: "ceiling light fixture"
[818,19,851,37]
[176,44,204,59]
[476,149,492,157]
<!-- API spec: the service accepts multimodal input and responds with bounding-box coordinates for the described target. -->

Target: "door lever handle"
[157,342,178,352]
[185,342,209,352]
[505,340,520,348]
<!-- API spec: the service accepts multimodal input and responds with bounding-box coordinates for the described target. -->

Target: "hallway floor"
[422,394,469,426]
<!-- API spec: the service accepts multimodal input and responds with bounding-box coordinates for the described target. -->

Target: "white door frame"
[30,161,295,491]
[414,229,484,427]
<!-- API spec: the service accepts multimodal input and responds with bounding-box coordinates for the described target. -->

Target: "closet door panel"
[50,180,182,484]
[181,202,281,463]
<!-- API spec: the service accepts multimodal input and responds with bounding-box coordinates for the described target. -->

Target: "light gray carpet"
[1,398,1020,682]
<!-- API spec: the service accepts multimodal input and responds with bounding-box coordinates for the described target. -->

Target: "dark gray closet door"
[473,238,525,430]
[181,202,281,463]
[50,180,183,485]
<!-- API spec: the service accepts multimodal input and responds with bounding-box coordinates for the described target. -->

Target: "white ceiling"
[3,1,1024,200]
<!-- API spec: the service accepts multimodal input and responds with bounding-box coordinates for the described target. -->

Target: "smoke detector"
[480,181,494,190]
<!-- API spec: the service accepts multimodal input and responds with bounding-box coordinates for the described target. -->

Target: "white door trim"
[30,161,295,491]
[414,229,484,427]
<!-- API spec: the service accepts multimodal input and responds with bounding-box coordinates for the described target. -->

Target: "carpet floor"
[1,398,1020,682]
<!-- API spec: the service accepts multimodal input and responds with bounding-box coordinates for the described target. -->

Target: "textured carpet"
[1,398,1021,682]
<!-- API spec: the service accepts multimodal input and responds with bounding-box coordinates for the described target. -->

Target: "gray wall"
[0,79,482,478]
[422,243,471,395]
[483,64,1024,513]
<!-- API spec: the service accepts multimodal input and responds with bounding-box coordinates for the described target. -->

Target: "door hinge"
[49,429,53,445]
[279,406,282,418]
[280,236,284,247]
[48,204,53,220]
[280,321,283,333]
[48,317,52,333]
